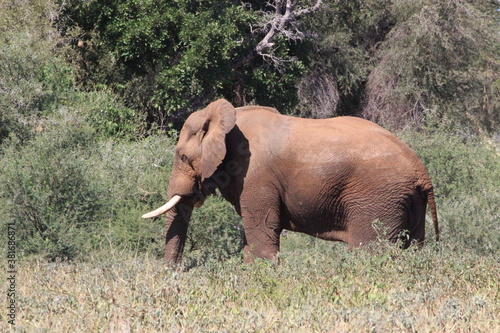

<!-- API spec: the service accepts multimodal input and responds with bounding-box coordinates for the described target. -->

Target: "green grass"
[6,236,498,332]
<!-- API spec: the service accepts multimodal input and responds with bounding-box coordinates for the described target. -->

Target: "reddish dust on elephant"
[143,99,439,264]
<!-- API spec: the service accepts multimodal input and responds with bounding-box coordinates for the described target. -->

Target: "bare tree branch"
[256,0,322,55]
[234,0,322,69]
[295,0,323,17]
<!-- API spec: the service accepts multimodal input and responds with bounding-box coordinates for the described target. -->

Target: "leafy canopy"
[61,0,303,129]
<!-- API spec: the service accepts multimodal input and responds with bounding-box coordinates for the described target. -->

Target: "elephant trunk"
[163,202,194,264]
[143,164,202,264]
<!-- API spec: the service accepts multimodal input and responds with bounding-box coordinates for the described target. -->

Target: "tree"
[362,0,500,132]
[291,0,499,133]
[235,0,322,68]
[58,0,499,133]
[291,0,395,118]
[59,0,323,130]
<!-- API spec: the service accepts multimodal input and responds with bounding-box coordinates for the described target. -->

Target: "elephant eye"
[181,154,188,163]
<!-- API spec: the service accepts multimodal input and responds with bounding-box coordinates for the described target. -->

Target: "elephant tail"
[425,187,440,242]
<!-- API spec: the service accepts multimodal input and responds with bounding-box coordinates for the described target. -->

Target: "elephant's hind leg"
[346,222,378,249]
[345,203,410,249]
[404,192,427,248]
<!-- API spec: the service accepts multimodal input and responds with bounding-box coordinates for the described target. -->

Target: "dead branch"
[234,0,322,69]
[256,0,322,55]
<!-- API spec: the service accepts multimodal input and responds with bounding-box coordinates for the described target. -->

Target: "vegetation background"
[0,0,498,331]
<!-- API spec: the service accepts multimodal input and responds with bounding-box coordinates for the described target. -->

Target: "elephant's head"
[142,99,237,263]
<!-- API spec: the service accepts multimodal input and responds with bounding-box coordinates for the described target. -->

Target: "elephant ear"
[200,99,236,180]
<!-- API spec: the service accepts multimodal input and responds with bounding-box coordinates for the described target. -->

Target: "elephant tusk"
[142,195,183,218]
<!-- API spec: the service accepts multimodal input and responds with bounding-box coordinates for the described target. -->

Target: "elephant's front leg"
[241,206,282,263]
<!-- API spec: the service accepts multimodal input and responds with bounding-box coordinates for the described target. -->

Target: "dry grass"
[4,235,498,332]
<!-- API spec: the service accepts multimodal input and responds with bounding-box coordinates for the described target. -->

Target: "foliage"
[39,0,498,133]
[402,126,500,255]
[70,89,145,139]
[0,0,497,261]
[59,0,303,129]
[362,0,500,131]
[0,114,103,259]
[0,0,73,145]
[291,0,499,134]
[0,0,145,149]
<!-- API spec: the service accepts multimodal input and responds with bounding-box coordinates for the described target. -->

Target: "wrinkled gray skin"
[144,99,439,265]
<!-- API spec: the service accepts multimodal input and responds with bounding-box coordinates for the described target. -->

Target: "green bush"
[59,0,304,127]
[0,0,145,147]
[0,115,242,260]
[401,127,499,255]
[0,112,157,260]
[0,115,102,259]
[84,135,176,257]
[69,89,145,140]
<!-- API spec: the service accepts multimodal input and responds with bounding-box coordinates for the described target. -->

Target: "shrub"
[363,0,500,132]
[69,89,145,140]
[0,118,168,260]
[0,114,102,260]
[0,115,241,260]
[59,0,305,128]
[0,0,145,147]
[401,127,499,255]
[0,22,74,145]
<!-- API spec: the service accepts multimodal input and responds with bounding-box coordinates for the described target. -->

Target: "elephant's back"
[304,116,397,141]
[285,116,428,190]
[287,116,413,162]
[235,111,426,181]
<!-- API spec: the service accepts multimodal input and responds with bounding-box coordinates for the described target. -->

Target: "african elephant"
[143,99,439,264]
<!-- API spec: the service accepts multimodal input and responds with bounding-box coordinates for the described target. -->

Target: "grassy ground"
[4,233,498,332]
[3,130,499,332]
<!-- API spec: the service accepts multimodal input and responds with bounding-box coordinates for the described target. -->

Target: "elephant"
[142,99,439,264]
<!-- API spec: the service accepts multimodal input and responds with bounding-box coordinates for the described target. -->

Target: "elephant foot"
[243,244,279,264]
